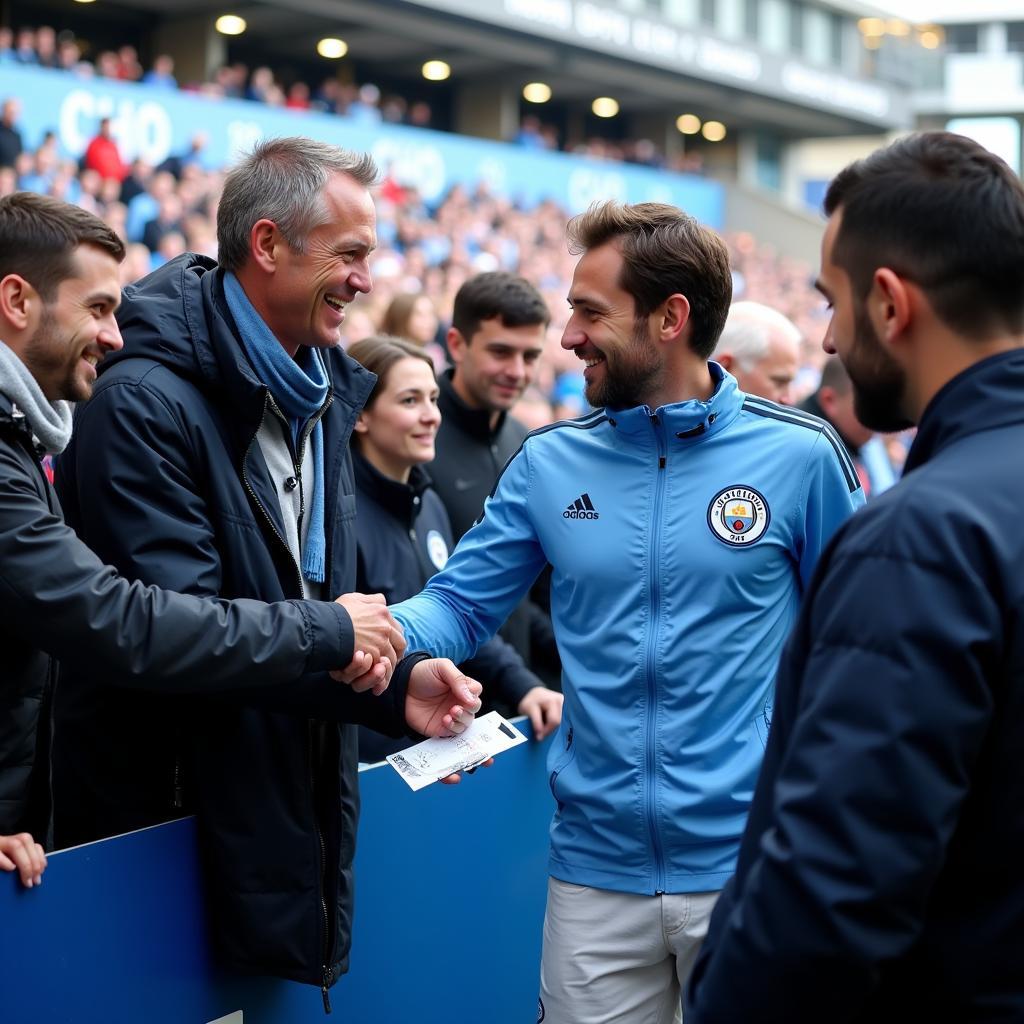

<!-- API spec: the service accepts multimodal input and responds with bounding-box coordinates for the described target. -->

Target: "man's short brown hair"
[567,201,732,359]
[0,191,125,301]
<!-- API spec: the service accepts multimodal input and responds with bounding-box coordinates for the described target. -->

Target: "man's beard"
[585,318,664,410]
[845,304,914,433]
[22,307,89,404]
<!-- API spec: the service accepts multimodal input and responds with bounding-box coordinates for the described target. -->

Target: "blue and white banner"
[0,65,724,224]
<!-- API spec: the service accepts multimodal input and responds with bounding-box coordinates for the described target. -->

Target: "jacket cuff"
[392,650,431,739]
[296,599,355,674]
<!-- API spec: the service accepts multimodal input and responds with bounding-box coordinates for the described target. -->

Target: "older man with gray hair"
[714,300,801,404]
[54,137,482,1006]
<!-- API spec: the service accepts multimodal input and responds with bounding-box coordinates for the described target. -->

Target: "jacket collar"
[605,361,744,446]
[904,348,1024,474]
[353,448,431,528]
[438,368,505,442]
[107,254,375,432]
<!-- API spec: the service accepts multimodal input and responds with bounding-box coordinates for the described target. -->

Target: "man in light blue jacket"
[392,201,864,1023]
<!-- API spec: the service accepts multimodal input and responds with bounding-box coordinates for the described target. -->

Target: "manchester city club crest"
[707,485,770,546]
[426,529,449,570]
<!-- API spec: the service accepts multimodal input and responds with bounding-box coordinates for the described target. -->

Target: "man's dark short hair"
[451,272,550,343]
[566,200,732,360]
[824,131,1024,339]
[0,191,125,301]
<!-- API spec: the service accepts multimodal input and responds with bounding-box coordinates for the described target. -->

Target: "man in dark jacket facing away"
[687,131,1024,1021]
[0,193,476,890]
[53,139,483,1007]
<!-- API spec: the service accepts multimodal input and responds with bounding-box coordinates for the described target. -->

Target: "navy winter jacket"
[53,254,417,995]
[688,349,1024,1022]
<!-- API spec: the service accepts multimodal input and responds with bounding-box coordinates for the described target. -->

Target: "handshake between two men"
[331,593,485,776]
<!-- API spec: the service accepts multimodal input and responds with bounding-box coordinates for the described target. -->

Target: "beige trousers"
[538,877,720,1024]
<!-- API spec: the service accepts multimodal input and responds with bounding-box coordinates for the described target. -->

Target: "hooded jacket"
[687,350,1024,1022]
[53,254,416,998]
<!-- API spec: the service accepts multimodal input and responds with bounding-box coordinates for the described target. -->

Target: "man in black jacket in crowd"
[52,139,482,1007]
[687,132,1024,1021]
[433,272,562,699]
[0,192,478,891]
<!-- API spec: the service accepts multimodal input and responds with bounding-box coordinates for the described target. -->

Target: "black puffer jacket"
[0,392,357,841]
[688,350,1024,1021]
[53,254,417,997]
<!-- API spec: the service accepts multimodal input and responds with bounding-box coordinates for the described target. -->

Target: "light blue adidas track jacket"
[393,366,865,894]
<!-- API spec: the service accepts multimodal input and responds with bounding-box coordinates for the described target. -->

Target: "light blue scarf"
[223,272,328,584]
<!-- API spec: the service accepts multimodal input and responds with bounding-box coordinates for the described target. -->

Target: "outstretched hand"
[406,658,483,738]
[334,593,406,670]
[330,652,391,695]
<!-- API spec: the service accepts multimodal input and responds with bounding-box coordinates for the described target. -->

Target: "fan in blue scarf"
[223,271,328,584]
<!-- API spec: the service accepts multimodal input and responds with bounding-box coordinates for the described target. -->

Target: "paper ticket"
[386,711,527,791]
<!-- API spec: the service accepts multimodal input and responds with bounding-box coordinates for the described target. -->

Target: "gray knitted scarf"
[0,339,73,454]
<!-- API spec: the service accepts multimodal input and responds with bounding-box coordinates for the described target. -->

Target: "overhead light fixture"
[317,37,348,59]
[857,17,885,35]
[591,96,619,118]
[522,82,552,104]
[676,113,702,135]
[918,28,943,49]
[886,19,910,36]
[72,0,97,4]
[215,14,247,35]
[422,60,451,81]
[701,120,727,142]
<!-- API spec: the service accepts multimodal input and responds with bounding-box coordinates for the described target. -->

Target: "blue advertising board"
[0,728,555,1023]
[0,65,723,224]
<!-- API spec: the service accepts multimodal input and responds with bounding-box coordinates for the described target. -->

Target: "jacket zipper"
[246,389,336,1008]
[292,395,333,554]
[645,414,668,893]
[241,393,306,596]
[309,719,334,1013]
[294,394,337,1013]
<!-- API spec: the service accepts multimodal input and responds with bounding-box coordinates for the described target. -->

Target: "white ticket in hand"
[386,711,527,791]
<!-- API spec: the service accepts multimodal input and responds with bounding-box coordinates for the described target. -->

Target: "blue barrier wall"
[0,65,724,224]
[0,729,555,1023]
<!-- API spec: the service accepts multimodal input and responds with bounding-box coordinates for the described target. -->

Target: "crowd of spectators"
[0,94,833,427]
[0,21,839,428]
[2,24,705,169]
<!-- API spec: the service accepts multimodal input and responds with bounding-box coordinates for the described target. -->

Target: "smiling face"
[817,211,913,433]
[22,243,122,402]
[260,172,376,357]
[448,316,545,414]
[354,356,441,482]
[561,241,664,410]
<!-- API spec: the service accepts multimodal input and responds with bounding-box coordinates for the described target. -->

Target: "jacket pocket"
[548,721,576,811]
[753,698,773,749]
